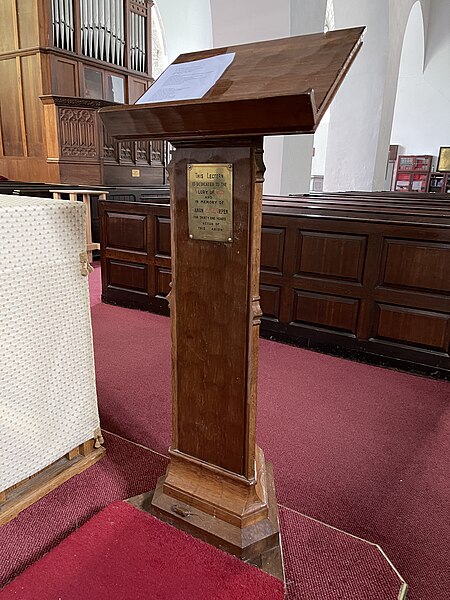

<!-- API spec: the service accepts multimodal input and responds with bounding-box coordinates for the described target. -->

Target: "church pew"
[99,197,450,376]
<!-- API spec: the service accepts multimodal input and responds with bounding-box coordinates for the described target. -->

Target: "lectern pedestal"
[100,26,367,586]
[129,137,283,576]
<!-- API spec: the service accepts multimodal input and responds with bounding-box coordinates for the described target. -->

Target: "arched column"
[210,0,326,195]
[323,0,422,191]
[323,0,390,190]
[280,0,327,195]
[391,0,450,156]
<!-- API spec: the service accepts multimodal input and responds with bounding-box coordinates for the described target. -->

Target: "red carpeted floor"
[0,433,406,599]
[1,265,448,599]
[88,266,450,599]
[2,500,285,600]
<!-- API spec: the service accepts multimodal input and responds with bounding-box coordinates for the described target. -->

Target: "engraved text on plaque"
[187,163,233,242]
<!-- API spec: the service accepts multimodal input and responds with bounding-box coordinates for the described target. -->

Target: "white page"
[135,53,235,104]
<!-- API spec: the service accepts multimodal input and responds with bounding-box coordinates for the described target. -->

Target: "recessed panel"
[155,217,171,257]
[54,58,77,96]
[297,231,366,282]
[155,267,172,298]
[382,239,450,293]
[106,212,147,253]
[261,227,285,274]
[375,304,450,351]
[260,284,281,321]
[293,290,359,334]
[107,260,147,293]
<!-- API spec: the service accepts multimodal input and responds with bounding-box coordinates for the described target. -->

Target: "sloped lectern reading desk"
[99,28,364,579]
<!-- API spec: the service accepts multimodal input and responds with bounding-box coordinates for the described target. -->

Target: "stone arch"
[389,0,450,159]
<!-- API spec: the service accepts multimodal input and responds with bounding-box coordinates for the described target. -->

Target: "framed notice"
[187,163,233,242]
[437,147,450,172]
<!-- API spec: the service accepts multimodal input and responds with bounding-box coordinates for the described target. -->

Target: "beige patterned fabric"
[0,196,100,491]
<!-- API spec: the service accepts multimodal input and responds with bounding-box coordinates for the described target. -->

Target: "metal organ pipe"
[117,0,123,66]
[99,0,105,60]
[87,0,93,57]
[52,0,74,51]
[52,0,60,48]
[50,0,133,69]
[93,0,99,59]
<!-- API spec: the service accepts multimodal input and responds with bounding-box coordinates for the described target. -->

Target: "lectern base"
[128,461,284,582]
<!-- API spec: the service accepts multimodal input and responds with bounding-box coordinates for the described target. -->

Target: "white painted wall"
[156,0,448,193]
[281,0,327,195]
[323,0,440,191]
[210,0,290,195]
[323,0,390,191]
[210,0,326,195]
[311,109,330,176]
[155,0,213,63]
[391,0,450,158]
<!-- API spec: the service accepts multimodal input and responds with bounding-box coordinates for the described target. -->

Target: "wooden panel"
[129,77,147,103]
[261,227,285,274]
[16,0,39,48]
[155,267,172,298]
[382,239,450,293]
[293,290,359,334]
[0,59,23,156]
[105,212,147,253]
[297,231,366,282]
[173,142,258,475]
[107,260,147,293]
[260,284,281,321]
[155,217,171,257]
[21,55,43,157]
[375,304,450,351]
[53,58,78,96]
[0,1,16,52]
[59,107,98,159]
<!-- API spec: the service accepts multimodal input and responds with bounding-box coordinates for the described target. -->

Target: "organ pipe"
[52,0,74,51]
[52,0,143,71]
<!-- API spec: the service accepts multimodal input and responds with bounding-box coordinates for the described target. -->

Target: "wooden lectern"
[99,28,364,579]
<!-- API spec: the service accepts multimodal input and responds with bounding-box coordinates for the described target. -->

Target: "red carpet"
[1,266,448,599]
[88,266,450,599]
[1,501,285,600]
[0,432,166,588]
[0,433,405,599]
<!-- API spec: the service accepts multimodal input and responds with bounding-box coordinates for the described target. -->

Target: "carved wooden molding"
[40,95,117,109]
[59,107,98,158]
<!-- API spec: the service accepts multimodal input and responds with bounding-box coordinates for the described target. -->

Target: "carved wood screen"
[59,107,98,158]
[102,126,166,167]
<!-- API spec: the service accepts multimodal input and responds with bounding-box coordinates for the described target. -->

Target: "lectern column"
[131,137,283,578]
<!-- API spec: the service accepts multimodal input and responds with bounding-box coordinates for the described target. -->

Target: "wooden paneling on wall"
[21,55,44,157]
[100,196,450,373]
[0,1,17,53]
[0,59,25,157]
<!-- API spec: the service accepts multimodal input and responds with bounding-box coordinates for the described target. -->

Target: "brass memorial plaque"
[187,163,233,242]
